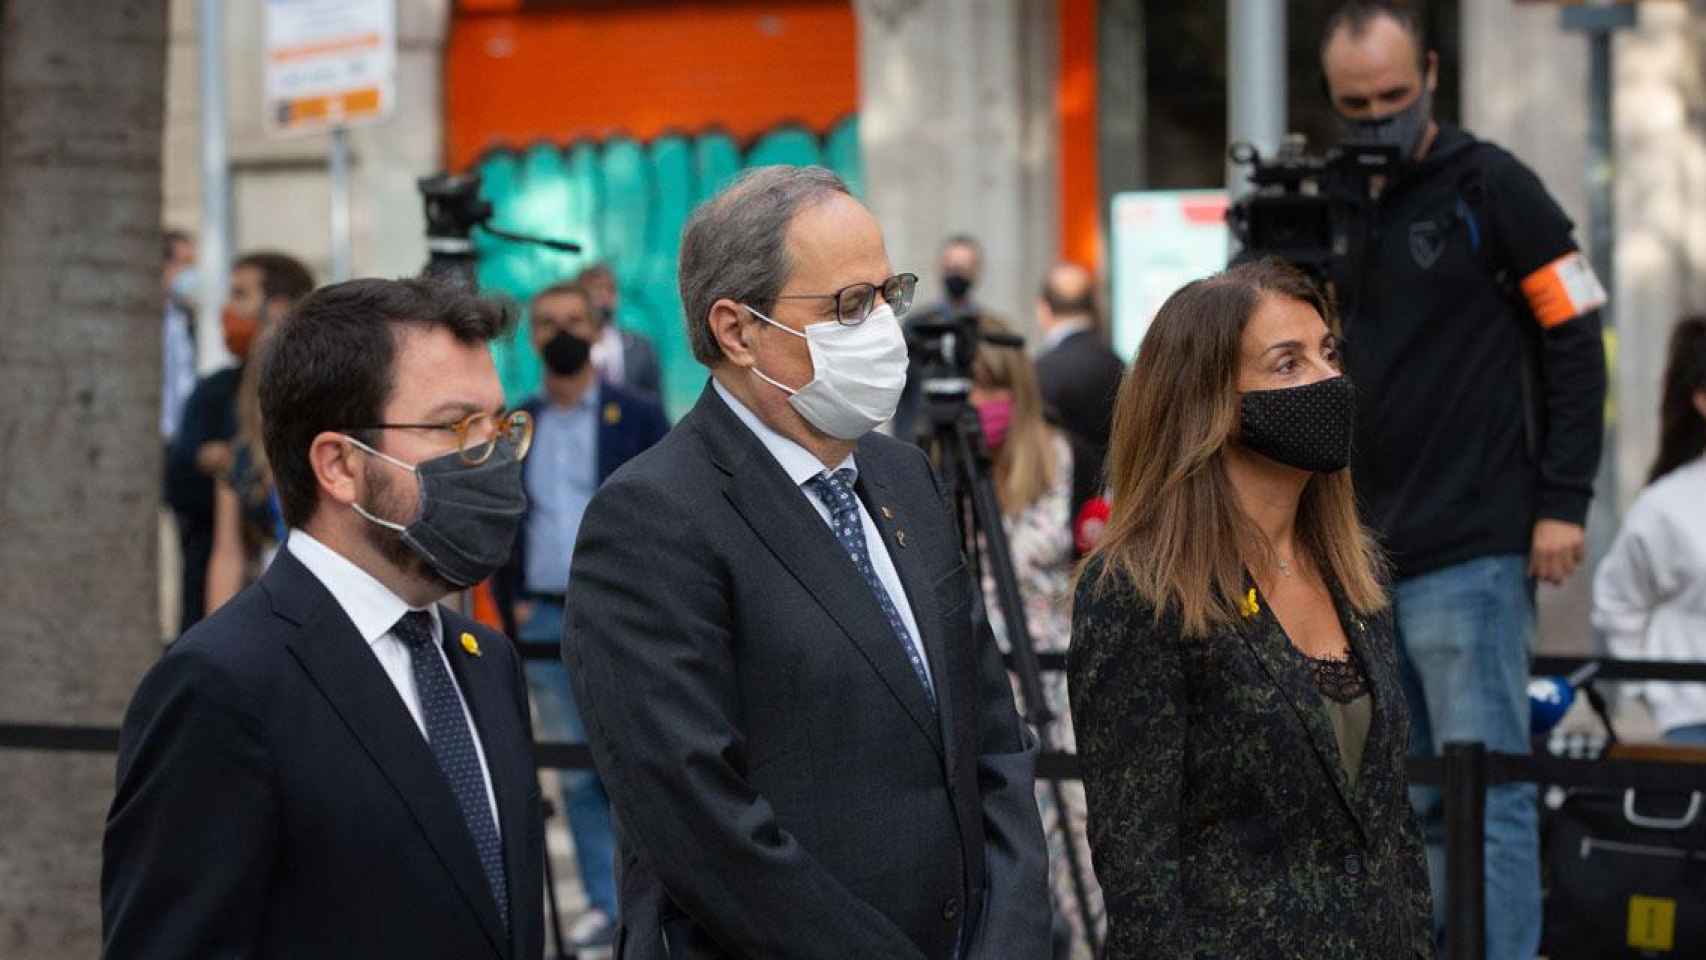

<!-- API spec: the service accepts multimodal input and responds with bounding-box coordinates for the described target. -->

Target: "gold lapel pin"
[881,506,895,520]
[460,632,482,657]
[895,530,908,548]
[603,401,623,426]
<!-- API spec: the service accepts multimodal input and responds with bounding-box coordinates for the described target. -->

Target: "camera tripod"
[916,331,1104,957]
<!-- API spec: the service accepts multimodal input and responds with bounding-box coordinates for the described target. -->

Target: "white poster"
[264,0,396,135]
[1109,190,1230,360]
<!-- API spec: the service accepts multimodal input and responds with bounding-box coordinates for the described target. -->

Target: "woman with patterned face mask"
[1068,259,1434,959]
[966,314,1103,956]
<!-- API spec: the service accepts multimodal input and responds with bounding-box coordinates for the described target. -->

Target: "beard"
[359,460,459,597]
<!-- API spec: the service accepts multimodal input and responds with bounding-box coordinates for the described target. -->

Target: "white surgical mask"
[744,301,909,440]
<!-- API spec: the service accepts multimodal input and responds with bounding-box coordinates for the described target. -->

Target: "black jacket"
[1069,560,1434,959]
[102,550,545,960]
[1036,328,1126,514]
[563,383,1050,959]
[1333,125,1606,579]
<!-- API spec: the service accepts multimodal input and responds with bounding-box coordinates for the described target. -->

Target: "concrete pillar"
[162,0,450,284]
[857,0,1059,336]
[0,3,168,956]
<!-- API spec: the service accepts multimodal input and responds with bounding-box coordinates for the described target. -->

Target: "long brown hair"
[971,315,1059,514]
[1087,259,1387,636]
[1648,315,1706,485]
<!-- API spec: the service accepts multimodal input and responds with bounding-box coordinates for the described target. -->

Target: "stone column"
[857,0,1059,335]
[0,2,168,956]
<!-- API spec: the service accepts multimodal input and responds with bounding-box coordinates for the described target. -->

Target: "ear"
[264,295,293,324]
[310,431,364,509]
[708,298,758,368]
[1692,387,1706,423]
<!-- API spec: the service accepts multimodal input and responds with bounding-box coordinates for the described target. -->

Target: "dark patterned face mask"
[1238,375,1356,473]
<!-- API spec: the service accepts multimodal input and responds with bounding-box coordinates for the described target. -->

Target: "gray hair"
[678,165,852,366]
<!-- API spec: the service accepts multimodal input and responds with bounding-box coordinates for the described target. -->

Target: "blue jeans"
[1394,554,1539,960]
[521,602,618,918]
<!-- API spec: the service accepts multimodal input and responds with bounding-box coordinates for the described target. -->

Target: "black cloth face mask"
[1340,86,1432,160]
[1238,375,1356,474]
[347,435,528,588]
[943,273,974,301]
[541,330,592,377]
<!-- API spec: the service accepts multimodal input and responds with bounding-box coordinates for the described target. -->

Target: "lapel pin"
[1239,588,1260,619]
[460,632,482,657]
[603,401,622,426]
[881,506,895,520]
[895,530,908,548]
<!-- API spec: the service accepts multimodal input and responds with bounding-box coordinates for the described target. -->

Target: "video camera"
[905,308,1024,411]
[417,172,582,288]
[1226,134,1399,280]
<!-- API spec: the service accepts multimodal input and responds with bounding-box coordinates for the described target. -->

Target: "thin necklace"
[1276,555,1293,577]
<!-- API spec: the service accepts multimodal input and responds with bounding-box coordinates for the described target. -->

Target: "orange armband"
[1519,251,1607,329]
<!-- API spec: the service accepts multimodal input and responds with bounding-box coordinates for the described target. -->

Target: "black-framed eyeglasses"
[346,409,534,465]
[772,272,917,325]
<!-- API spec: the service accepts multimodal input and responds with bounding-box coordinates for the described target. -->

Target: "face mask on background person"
[1238,375,1356,474]
[168,267,200,310]
[344,435,529,588]
[541,330,592,377]
[944,273,974,302]
[223,303,263,359]
[1340,86,1433,159]
[975,396,1014,450]
[598,305,615,327]
[744,301,910,441]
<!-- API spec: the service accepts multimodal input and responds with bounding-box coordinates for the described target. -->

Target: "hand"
[1530,519,1586,585]
[195,441,233,477]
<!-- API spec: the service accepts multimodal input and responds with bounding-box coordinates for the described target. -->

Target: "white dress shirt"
[713,378,934,691]
[287,530,502,832]
[1038,317,1094,354]
[591,325,626,386]
[1592,456,1706,734]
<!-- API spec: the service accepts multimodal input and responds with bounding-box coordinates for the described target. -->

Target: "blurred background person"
[163,251,313,636]
[968,316,1102,957]
[1033,263,1124,526]
[494,278,668,949]
[1070,261,1431,959]
[203,319,289,615]
[160,229,198,448]
[1319,6,1605,953]
[1593,316,1706,745]
[579,262,663,403]
[893,234,985,444]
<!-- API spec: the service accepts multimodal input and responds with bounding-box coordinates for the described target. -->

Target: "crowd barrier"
[7,653,1706,960]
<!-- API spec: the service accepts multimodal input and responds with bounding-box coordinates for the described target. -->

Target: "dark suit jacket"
[1068,560,1434,959]
[618,329,664,402]
[494,381,671,635]
[1034,329,1124,516]
[563,383,1050,959]
[102,549,545,960]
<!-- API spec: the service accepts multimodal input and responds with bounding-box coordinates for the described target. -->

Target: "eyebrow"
[420,400,495,422]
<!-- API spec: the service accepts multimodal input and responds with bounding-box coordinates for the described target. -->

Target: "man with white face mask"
[563,165,1050,959]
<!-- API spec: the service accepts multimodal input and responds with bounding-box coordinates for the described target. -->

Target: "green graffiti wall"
[472,118,864,420]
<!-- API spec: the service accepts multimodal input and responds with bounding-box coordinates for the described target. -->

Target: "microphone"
[1529,660,1602,737]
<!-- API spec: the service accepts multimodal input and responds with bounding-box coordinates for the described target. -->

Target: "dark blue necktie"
[393,611,510,933]
[805,469,936,709]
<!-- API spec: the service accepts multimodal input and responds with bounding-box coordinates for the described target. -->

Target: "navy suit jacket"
[102,548,545,960]
[495,380,670,635]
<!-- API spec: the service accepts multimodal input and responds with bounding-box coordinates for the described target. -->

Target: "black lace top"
[1305,650,1371,704]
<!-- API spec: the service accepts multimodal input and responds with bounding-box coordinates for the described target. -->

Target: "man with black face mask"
[493,278,668,949]
[1319,4,1608,958]
[105,278,547,960]
[892,233,985,445]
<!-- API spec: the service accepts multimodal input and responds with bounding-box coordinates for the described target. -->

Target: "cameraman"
[1320,4,1606,957]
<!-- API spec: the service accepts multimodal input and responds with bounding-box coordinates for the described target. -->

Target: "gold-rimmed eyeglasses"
[347,409,534,465]
[772,272,918,325]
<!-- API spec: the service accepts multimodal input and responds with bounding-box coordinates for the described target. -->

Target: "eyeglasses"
[347,409,534,465]
[772,272,918,325]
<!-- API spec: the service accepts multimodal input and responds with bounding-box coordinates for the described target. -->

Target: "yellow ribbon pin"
[603,402,622,426]
[460,632,481,656]
[1239,588,1260,619]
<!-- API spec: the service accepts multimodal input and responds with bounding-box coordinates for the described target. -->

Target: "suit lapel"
[265,554,511,958]
[855,461,957,771]
[692,386,944,755]
[440,608,535,960]
[1236,584,1370,843]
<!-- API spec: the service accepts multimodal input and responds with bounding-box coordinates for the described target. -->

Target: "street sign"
[1109,190,1230,360]
[264,0,396,136]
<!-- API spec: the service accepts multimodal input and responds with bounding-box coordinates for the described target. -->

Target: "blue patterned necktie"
[804,469,936,709]
[393,611,510,933]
